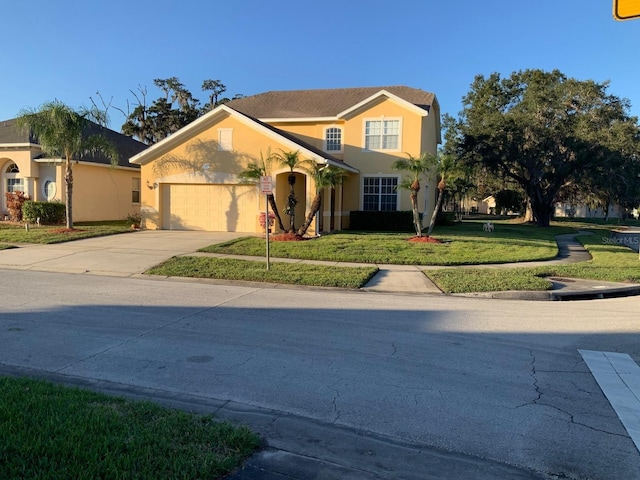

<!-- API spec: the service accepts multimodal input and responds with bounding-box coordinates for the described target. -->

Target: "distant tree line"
[94,77,243,145]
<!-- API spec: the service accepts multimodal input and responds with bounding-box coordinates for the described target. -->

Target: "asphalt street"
[1,269,639,479]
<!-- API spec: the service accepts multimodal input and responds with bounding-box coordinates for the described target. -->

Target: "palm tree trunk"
[297,194,321,236]
[267,194,285,232]
[427,188,444,237]
[410,192,421,237]
[65,158,73,229]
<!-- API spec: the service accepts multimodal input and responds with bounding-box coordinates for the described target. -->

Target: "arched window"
[324,127,343,153]
[3,163,25,211]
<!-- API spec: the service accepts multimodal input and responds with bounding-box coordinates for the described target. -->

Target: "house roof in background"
[226,86,437,119]
[0,117,146,169]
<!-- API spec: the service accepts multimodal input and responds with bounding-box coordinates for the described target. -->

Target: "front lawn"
[0,376,260,480]
[201,222,576,265]
[428,233,640,293]
[0,221,133,244]
[147,256,378,289]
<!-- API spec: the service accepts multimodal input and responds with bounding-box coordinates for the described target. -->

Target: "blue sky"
[1,0,638,131]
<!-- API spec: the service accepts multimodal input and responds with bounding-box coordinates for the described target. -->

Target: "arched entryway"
[274,171,306,233]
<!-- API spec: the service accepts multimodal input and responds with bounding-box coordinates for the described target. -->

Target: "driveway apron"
[0,230,247,277]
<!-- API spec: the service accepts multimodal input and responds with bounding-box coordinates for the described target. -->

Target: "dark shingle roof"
[0,118,146,168]
[226,86,436,119]
[0,119,34,143]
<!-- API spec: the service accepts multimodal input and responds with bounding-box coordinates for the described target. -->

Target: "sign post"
[260,176,273,271]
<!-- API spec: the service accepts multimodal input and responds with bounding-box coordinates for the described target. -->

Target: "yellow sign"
[614,0,640,20]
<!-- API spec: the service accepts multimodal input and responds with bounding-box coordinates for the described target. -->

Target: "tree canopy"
[119,77,243,145]
[446,69,640,226]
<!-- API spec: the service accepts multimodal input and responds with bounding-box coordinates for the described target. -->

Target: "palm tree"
[276,150,304,232]
[239,149,286,232]
[17,101,119,229]
[393,152,437,237]
[297,162,349,236]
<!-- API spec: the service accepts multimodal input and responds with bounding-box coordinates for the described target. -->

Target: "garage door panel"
[162,184,257,231]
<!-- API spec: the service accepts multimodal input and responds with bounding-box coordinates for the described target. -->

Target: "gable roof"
[130,105,359,172]
[0,117,146,169]
[225,86,436,120]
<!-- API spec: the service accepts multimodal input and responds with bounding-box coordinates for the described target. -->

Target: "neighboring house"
[130,86,441,233]
[0,118,146,222]
[554,202,625,219]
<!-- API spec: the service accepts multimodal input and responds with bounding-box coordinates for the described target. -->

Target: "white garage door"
[162,184,258,231]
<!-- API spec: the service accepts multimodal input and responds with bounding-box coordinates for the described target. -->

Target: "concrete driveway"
[0,230,247,276]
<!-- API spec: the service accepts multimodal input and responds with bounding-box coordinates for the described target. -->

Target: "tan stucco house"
[130,86,441,233]
[0,118,146,222]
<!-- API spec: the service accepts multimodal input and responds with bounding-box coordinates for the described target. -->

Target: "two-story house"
[130,86,441,233]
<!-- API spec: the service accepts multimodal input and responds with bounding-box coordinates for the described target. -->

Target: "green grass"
[201,222,576,266]
[0,376,261,480]
[0,244,16,250]
[427,233,640,293]
[0,221,134,244]
[147,256,378,288]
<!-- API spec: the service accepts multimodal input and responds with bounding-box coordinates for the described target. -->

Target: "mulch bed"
[407,235,443,243]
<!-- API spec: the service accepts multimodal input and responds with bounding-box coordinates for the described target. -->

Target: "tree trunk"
[427,188,445,236]
[530,198,553,227]
[288,173,296,232]
[267,194,285,232]
[410,192,421,237]
[65,158,73,230]
[297,194,321,237]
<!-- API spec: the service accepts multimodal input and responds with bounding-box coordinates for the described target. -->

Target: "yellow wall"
[70,163,140,222]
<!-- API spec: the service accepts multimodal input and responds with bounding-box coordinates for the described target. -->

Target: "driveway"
[0,230,247,276]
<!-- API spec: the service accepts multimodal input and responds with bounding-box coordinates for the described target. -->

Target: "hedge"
[22,201,66,225]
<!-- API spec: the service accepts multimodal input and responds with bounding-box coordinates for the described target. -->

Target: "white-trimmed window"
[363,176,398,211]
[218,128,233,151]
[3,163,24,211]
[324,127,343,153]
[363,118,401,151]
[132,177,141,203]
[42,177,57,201]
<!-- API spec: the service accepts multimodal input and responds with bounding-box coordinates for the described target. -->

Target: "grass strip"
[0,376,261,480]
[0,222,133,244]
[147,256,378,288]
[427,233,640,293]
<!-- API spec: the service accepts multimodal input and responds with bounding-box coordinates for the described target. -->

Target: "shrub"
[124,211,142,226]
[22,201,66,225]
[349,211,417,232]
[5,191,31,222]
[435,211,456,226]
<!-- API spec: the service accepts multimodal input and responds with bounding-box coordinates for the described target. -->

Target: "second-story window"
[364,119,400,150]
[218,128,233,151]
[324,127,342,152]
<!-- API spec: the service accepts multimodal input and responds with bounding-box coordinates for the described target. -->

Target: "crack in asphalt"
[331,390,341,423]
[516,350,628,439]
